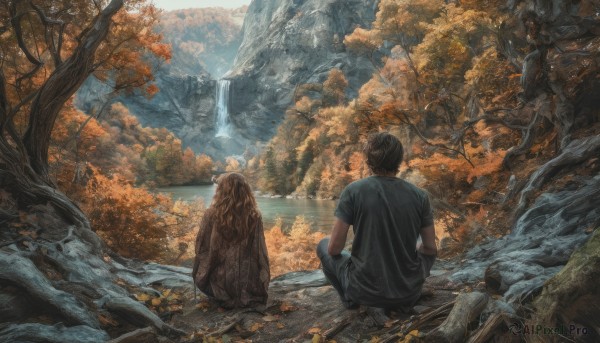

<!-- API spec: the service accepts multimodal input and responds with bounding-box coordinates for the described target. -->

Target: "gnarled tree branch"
[22,0,124,183]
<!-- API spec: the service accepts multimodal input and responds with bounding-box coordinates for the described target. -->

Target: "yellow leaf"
[280,302,297,312]
[135,293,150,302]
[196,301,210,310]
[249,322,263,332]
[169,304,183,312]
[151,298,161,306]
[408,330,419,337]
[312,334,322,343]
[384,319,398,328]
[162,289,172,297]
[369,336,381,343]
[308,327,321,335]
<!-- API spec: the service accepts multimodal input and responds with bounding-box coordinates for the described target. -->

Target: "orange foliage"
[82,168,172,260]
[78,167,204,262]
[264,217,326,278]
[49,104,214,262]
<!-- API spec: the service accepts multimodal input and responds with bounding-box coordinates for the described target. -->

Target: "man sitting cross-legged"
[317,132,437,313]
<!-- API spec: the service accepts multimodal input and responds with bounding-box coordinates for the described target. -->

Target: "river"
[158,184,337,232]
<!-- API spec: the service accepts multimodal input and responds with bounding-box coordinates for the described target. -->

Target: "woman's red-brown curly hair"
[209,172,261,241]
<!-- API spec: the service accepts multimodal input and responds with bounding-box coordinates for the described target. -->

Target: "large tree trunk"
[22,0,124,183]
[0,1,193,341]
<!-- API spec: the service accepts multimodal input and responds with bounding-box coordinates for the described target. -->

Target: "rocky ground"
[113,264,460,343]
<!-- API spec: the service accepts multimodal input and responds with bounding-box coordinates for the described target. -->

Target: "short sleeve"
[421,193,434,227]
[334,186,354,225]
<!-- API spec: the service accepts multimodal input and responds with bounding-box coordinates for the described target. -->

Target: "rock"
[528,229,600,342]
[450,175,600,304]
[76,72,217,156]
[269,270,329,292]
[0,323,110,343]
[222,0,378,155]
[106,327,158,343]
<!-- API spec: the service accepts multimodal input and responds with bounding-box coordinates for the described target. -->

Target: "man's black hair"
[363,132,404,175]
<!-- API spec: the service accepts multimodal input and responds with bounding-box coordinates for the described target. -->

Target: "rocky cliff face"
[76,1,378,159]
[76,7,251,158]
[76,71,217,155]
[223,0,379,153]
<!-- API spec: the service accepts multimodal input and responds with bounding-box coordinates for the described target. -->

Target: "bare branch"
[22,0,125,181]
[30,2,65,66]
[8,3,42,67]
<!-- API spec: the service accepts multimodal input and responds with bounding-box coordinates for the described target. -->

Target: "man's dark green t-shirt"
[335,176,434,307]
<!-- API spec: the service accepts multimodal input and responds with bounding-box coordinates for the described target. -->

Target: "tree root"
[0,251,100,328]
[502,107,542,170]
[379,301,456,343]
[0,224,193,342]
[515,135,600,217]
[106,327,157,343]
[466,313,515,343]
[0,323,109,343]
[104,296,186,337]
[425,292,489,343]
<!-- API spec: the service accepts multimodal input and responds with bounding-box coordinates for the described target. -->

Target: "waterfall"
[215,79,232,138]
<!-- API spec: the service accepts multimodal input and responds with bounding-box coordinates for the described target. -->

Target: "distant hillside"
[158,6,247,78]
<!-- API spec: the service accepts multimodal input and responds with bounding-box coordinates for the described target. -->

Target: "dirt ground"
[170,260,461,343]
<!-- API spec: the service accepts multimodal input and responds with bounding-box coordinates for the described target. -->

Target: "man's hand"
[328,218,350,256]
[418,224,437,256]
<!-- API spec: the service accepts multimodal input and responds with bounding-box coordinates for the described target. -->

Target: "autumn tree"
[0,1,185,340]
[0,0,169,224]
[322,68,348,107]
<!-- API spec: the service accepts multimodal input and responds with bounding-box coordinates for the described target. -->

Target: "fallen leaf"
[276,323,285,329]
[196,301,210,310]
[135,293,150,302]
[151,298,162,306]
[262,315,278,322]
[369,336,381,343]
[308,327,321,335]
[312,334,322,343]
[169,304,183,312]
[279,302,297,312]
[18,229,38,239]
[249,322,264,332]
[384,319,398,328]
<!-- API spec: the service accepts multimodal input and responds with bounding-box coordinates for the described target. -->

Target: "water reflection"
[158,184,336,232]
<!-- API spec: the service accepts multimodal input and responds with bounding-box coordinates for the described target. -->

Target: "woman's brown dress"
[192,208,270,308]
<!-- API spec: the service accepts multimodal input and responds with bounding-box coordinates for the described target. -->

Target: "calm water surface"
[158,185,337,232]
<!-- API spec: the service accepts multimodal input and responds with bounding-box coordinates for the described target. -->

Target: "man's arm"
[418,224,437,256]
[328,218,351,256]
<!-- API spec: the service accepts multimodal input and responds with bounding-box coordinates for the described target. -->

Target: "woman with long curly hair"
[192,173,270,308]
